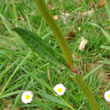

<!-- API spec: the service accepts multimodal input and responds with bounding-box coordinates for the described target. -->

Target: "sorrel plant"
[12,0,100,109]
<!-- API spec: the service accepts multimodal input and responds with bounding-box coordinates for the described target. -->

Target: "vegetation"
[0,0,110,109]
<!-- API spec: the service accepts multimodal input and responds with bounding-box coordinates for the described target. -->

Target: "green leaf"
[13,27,65,65]
[38,92,68,107]
[0,90,24,98]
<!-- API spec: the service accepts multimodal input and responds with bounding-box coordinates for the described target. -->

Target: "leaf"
[79,37,88,51]
[97,0,105,8]
[0,90,24,98]
[65,31,75,40]
[78,9,94,18]
[13,27,65,65]
[38,92,68,107]
[90,0,94,7]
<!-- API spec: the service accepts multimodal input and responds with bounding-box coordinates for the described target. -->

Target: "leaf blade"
[38,92,68,107]
[13,27,65,65]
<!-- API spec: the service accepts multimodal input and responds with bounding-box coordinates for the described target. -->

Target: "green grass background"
[0,0,110,109]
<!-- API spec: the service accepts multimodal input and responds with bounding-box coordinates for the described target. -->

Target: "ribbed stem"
[34,0,100,110]
[34,0,75,69]
[73,75,99,110]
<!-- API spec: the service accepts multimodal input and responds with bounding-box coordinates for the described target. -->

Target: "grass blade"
[0,51,32,95]
[89,22,110,43]
[38,92,68,107]
[101,45,110,51]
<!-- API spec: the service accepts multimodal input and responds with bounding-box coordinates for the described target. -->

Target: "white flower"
[53,84,66,96]
[21,91,33,104]
[104,90,110,102]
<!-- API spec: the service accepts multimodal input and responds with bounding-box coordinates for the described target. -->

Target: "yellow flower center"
[58,88,62,92]
[25,95,30,100]
[108,94,110,98]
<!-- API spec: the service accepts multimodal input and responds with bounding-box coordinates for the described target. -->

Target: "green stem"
[73,75,99,110]
[34,0,100,110]
[34,0,74,69]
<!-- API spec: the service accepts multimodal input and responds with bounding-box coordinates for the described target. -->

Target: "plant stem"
[34,0,75,69]
[73,75,99,110]
[34,0,100,110]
